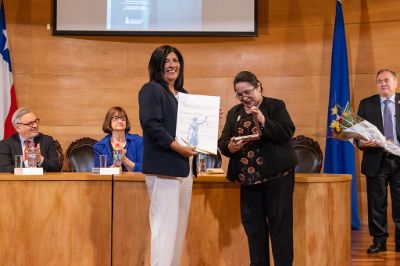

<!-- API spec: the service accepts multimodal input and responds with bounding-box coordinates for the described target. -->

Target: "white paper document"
[176,92,220,155]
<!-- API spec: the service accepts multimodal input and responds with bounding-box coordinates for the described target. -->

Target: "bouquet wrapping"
[330,102,400,156]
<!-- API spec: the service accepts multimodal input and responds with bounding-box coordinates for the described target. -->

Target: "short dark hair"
[376,69,397,79]
[233,71,263,92]
[102,106,131,134]
[148,45,185,92]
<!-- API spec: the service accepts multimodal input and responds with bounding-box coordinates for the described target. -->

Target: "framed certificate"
[176,93,220,155]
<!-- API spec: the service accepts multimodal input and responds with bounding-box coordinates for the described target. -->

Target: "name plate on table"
[206,168,225,174]
[92,167,121,175]
[14,168,44,175]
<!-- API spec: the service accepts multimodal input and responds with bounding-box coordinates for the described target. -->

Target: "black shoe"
[396,243,400,252]
[367,242,387,254]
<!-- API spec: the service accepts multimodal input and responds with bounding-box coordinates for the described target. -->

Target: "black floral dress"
[236,110,265,185]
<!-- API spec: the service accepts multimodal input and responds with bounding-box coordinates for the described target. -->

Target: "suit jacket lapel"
[106,140,113,159]
[372,95,384,133]
[12,134,23,155]
[33,133,42,146]
[396,93,400,137]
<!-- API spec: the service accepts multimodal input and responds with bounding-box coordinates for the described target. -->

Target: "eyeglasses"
[112,116,127,122]
[235,88,256,99]
[17,118,40,127]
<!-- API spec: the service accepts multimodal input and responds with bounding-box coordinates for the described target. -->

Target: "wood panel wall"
[5,0,400,224]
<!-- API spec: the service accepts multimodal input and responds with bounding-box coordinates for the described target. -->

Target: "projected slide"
[106,0,202,31]
[54,0,255,35]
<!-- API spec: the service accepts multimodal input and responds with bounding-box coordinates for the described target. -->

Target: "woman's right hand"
[170,140,198,157]
[228,138,247,153]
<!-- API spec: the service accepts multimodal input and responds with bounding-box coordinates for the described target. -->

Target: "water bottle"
[196,153,208,175]
[28,142,37,168]
[113,144,122,167]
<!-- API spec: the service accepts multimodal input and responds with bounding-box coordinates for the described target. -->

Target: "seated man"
[0,108,61,172]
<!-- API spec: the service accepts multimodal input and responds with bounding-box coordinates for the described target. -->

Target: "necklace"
[111,140,126,150]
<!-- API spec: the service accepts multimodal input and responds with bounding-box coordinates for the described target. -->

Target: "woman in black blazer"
[138,45,197,266]
[218,71,297,266]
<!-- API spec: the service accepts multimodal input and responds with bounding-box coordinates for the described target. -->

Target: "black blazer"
[138,81,190,177]
[218,97,297,182]
[0,133,61,173]
[357,93,400,177]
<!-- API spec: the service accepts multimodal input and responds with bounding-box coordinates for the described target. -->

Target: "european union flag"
[324,0,361,230]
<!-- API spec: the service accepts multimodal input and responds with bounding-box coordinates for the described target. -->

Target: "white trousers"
[145,173,193,266]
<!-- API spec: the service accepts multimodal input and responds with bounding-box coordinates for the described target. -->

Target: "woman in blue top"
[94,106,143,172]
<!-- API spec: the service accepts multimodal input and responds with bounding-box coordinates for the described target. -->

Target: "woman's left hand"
[121,149,135,171]
[249,106,265,125]
[121,148,127,160]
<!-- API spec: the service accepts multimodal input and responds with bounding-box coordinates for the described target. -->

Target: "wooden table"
[0,172,351,266]
[0,173,113,266]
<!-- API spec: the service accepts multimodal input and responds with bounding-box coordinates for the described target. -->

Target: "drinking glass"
[99,155,108,168]
[15,155,23,168]
[196,153,208,175]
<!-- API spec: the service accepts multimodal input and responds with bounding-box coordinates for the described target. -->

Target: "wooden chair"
[66,137,97,172]
[289,135,323,173]
[53,139,64,170]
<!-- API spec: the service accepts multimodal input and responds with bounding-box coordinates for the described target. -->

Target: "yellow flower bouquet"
[329,102,400,156]
[329,102,364,138]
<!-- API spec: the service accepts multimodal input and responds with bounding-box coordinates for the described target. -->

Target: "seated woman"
[94,106,143,172]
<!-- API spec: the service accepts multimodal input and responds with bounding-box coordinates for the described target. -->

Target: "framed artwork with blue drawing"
[175,93,220,155]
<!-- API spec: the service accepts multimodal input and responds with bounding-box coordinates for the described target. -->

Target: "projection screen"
[53,0,257,36]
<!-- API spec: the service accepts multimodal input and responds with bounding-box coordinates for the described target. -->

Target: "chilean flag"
[0,0,17,140]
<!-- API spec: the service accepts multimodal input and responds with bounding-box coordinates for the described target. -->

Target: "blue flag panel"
[324,0,361,230]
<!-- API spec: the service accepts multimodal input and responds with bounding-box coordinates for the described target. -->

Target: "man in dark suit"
[0,108,61,172]
[357,69,400,254]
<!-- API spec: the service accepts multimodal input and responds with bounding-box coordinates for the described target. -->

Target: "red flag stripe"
[4,83,17,138]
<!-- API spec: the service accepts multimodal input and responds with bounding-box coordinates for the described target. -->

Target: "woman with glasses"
[94,106,143,172]
[218,71,297,266]
[138,45,197,266]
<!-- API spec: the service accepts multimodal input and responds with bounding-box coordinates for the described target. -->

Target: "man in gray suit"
[357,69,400,254]
[0,108,61,172]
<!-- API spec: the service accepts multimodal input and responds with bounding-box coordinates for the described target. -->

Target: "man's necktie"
[24,140,31,161]
[383,99,394,141]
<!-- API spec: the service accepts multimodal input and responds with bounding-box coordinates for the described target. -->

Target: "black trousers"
[367,156,400,244]
[240,172,294,266]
